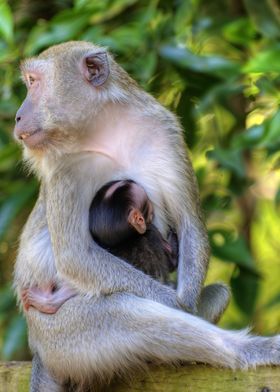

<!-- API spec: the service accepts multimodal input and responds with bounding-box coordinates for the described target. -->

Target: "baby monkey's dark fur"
[21,180,179,316]
[89,180,178,283]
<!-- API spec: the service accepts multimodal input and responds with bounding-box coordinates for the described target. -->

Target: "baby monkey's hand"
[21,284,77,314]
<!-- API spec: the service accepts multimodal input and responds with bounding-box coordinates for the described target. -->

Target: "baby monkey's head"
[90,180,153,248]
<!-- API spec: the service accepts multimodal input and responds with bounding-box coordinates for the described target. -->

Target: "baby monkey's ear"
[128,208,147,234]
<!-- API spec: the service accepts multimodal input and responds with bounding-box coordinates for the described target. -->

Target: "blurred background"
[0,0,280,360]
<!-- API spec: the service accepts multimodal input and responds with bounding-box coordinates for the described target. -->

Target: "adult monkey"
[14,42,280,391]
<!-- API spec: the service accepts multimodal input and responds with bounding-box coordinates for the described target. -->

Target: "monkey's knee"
[197,283,231,324]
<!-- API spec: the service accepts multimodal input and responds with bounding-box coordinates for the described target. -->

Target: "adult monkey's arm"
[46,165,180,309]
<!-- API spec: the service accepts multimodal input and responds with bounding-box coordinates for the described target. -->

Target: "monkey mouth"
[17,128,44,148]
[19,128,41,140]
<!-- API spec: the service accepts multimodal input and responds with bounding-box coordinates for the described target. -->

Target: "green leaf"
[89,0,139,23]
[243,45,280,73]
[222,17,256,46]
[209,229,259,275]
[207,148,246,178]
[24,10,91,55]
[231,267,259,316]
[203,194,231,212]
[197,82,243,114]
[75,0,138,18]
[174,0,199,38]
[232,125,265,149]
[0,0,14,44]
[0,284,15,313]
[263,293,280,309]
[0,97,21,117]
[159,45,240,79]
[133,52,157,83]
[244,0,280,39]
[0,180,38,241]
[261,110,280,146]
[2,314,27,360]
[74,0,92,8]
[108,25,145,52]
[233,110,280,149]
[276,187,280,206]
[0,144,21,171]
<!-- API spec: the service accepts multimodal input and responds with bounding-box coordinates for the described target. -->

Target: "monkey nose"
[19,132,31,140]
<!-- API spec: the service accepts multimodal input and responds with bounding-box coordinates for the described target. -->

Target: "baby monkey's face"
[102,179,153,236]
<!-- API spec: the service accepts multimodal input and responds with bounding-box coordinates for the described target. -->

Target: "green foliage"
[0,0,280,359]
[0,0,14,44]
[160,45,241,78]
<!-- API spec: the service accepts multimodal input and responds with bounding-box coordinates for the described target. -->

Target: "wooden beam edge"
[0,362,279,392]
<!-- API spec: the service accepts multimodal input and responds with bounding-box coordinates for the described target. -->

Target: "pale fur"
[13,41,280,391]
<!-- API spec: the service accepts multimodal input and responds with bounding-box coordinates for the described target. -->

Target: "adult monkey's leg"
[197,283,231,324]
[67,293,280,375]
[31,353,65,392]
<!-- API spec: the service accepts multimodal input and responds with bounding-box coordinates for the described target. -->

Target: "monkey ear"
[128,208,147,234]
[84,52,110,87]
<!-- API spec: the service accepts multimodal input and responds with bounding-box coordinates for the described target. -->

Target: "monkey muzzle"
[14,126,44,148]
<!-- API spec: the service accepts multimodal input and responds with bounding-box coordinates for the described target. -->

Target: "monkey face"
[13,42,126,152]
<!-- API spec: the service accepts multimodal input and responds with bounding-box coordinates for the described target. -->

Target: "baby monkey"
[22,180,178,313]
[90,179,178,281]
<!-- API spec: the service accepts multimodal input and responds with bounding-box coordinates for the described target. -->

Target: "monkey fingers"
[21,287,57,314]
[21,288,31,311]
[29,298,60,314]
[24,285,77,314]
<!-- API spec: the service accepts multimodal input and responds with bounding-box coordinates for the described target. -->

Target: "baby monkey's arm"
[21,284,77,314]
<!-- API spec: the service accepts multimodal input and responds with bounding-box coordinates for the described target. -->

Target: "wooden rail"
[0,362,279,392]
